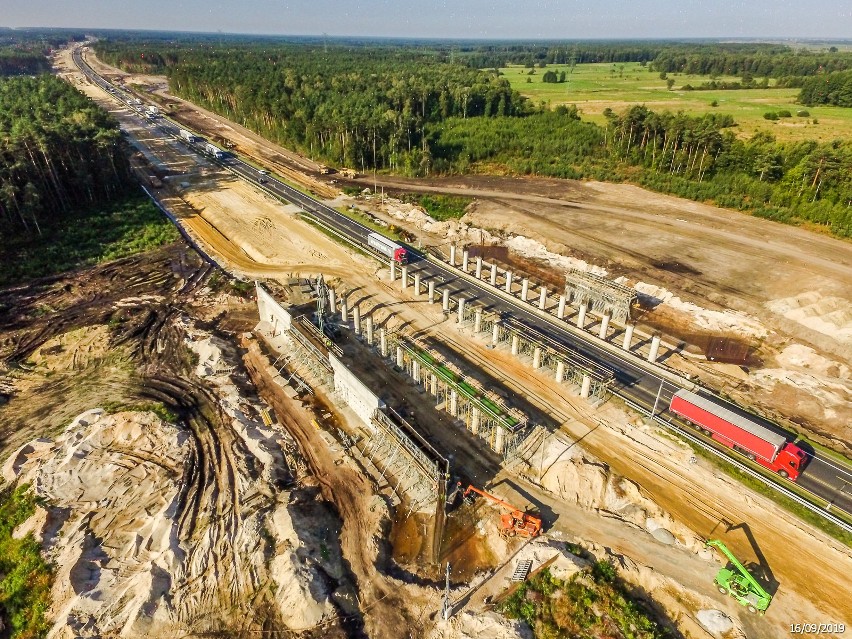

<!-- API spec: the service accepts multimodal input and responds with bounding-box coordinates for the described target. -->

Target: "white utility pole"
[650,379,664,420]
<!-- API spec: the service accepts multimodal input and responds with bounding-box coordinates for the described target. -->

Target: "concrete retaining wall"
[329,353,384,426]
[256,282,292,334]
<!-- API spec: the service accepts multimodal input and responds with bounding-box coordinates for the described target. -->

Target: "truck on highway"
[367,232,408,264]
[146,105,160,117]
[178,129,195,143]
[204,142,225,159]
[669,389,806,480]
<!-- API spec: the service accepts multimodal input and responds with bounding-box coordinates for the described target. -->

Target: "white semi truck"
[367,232,408,263]
[205,143,225,159]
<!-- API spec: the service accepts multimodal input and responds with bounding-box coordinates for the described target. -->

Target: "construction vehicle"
[460,483,542,538]
[705,539,771,614]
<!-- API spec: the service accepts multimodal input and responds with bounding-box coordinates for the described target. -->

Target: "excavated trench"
[0,245,369,638]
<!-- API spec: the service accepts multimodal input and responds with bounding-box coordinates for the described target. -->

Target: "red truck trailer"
[669,389,806,480]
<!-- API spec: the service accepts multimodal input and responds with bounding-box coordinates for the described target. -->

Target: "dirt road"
[244,343,425,639]
[53,45,852,635]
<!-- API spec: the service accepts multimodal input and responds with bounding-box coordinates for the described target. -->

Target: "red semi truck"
[670,389,806,480]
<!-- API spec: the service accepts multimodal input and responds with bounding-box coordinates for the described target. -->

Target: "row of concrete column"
[395,341,506,454]
[328,287,392,357]
[440,248,665,364]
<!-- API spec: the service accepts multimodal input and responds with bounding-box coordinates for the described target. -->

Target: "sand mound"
[767,292,852,346]
[529,433,702,553]
[506,235,607,276]
[696,609,735,636]
[380,200,500,246]
[428,611,532,639]
[6,409,189,636]
[5,321,348,637]
[750,344,852,428]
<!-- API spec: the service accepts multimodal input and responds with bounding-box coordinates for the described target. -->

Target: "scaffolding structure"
[352,408,450,513]
[258,288,449,519]
[385,331,530,459]
[564,269,637,323]
[257,313,335,392]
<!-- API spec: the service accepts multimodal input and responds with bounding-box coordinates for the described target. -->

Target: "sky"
[4,0,852,40]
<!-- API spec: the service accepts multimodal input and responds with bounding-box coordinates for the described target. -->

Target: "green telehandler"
[705,539,772,614]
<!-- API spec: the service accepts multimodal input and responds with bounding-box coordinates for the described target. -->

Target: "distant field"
[501,62,852,142]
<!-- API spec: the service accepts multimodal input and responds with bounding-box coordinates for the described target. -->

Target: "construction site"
[0,42,850,639]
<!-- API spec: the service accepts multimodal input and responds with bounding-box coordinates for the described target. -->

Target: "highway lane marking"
[79,49,851,516]
[800,471,852,497]
[804,455,852,481]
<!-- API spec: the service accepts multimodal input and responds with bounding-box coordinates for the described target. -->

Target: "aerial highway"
[71,45,852,526]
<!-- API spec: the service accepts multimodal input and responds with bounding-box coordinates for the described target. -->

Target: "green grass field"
[501,62,852,142]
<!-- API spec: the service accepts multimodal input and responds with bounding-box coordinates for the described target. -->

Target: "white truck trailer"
[205,143,225,159]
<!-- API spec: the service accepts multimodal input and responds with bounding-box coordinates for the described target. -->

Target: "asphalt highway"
[71,46,852,522]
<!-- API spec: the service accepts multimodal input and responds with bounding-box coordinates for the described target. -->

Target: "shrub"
[777,109,792,118]
[0,484,54,639]
[797,110,810,117]
[763,111,779,120]
[592,559,617,584]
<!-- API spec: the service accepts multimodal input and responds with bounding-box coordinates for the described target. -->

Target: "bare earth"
[29,45,852,637]
[363,175,852,447]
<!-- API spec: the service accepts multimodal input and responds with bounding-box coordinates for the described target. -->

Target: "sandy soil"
[243,340,435,639]
[41,44,852,636]
[0,248,195,460]
[0,245,367,636]
[359,174,852,444]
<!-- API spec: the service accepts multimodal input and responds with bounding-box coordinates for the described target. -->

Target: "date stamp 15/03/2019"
[790,624,846,635]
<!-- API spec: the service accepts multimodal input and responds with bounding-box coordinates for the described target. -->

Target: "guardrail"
[627,397,852,534]
[424,250,697,392]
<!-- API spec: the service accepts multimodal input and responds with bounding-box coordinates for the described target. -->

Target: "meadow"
[500,62,852,142]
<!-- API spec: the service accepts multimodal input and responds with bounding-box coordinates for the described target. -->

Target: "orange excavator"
[460,483,542,538]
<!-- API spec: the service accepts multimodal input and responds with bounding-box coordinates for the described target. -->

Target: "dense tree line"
[431,106,851,236]
[799,70,852,107]
[651,47,852,79]
[0,29,86,75]
[0,75,134,240]
[429,108,604,177]
[457,42,664,69]
[95,39,851,237]
[0,48,50,76]
[96,42,530,172]
[606,107,851,232]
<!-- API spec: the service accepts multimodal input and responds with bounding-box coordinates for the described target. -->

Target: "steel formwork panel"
[386,334,528,456]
